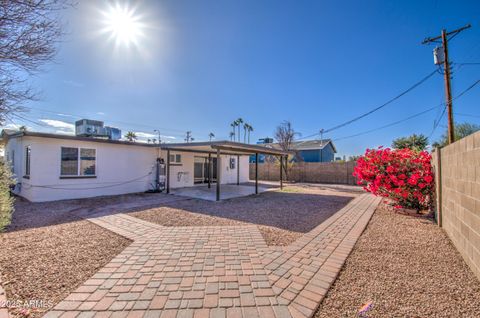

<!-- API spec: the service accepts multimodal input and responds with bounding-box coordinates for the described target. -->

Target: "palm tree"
[230,121,236,141]
[243,123,249,143]
[247,124,253,143]
[236,118,243,142]
[208,132,215,141]
[125,131,137,142]
[229,131,235,141]
[19,125,27,132]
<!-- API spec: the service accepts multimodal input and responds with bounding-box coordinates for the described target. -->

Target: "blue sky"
[6,0,480,157]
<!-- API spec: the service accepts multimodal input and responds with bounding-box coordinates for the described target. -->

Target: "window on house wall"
[25,146,31,177]
[169,154,182,163]
[61,147,96,176]
[80,148,96,175]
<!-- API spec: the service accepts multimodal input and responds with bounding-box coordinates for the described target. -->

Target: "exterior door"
[194,157,217,184]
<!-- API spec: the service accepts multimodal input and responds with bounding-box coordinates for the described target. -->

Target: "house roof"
[0,129,290,156]
[290,139,337,152]
[259,139,337,153]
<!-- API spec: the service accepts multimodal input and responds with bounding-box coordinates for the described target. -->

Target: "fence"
[249,161,358,185]
[432,130,480,280]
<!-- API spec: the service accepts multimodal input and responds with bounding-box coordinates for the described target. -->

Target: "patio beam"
[166,149,170,194]
[255,153,258,194]
[280,155,283,190]
[237,155,240,186]
[162,147,251,157]
[216,148,221,201]
[211,145,288,156]
[208,153,212,189]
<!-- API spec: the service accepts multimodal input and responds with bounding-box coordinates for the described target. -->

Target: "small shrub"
[353,147,434,211]
[0,161,15,231]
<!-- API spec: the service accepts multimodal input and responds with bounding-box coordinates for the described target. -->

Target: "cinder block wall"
[249,161,358,185]
[433,131,480,280]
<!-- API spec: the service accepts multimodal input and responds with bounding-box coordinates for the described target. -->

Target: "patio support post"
[280,155,283,190]
[216,149,221,201]
[208,153,212,189]
[237,155,240,186]
[255,153,258,194]
[166,150,170,194]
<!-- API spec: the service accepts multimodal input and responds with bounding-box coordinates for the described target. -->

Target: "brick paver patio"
[43,193,380,318]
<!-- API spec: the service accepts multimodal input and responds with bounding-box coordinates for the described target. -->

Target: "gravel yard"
[0,199,131,317]
[315,203,480,317]
[131,184,358,245]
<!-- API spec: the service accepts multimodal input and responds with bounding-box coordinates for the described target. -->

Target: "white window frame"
[60,147,97,177]
[169,153,182,163]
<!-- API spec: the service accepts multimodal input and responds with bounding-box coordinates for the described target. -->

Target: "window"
[25,146,31,177]
[169,154,182,163]
[80,148,96,175]
[61,147,96,176]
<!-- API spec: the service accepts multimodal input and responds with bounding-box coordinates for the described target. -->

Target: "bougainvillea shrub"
[353,147,434,211]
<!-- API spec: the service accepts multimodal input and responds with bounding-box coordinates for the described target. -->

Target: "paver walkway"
[45,193,380,318]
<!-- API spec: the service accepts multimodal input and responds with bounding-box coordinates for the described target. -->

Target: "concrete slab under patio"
[170,183,278,201]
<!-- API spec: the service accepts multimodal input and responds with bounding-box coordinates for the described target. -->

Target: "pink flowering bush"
[353,147,434,211]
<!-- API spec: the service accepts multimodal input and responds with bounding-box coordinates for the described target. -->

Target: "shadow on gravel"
[8,184,357,234]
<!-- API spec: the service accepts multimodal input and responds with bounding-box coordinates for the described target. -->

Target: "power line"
[23,106,197,136]
[455,112,480,118]
[334,105,440,142]
[323,69,438,134]
[335,78,480,142]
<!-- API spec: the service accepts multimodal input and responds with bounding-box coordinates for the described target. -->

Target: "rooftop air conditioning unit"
[75,119,121,140]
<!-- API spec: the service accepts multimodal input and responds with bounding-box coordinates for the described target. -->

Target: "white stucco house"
[1,129,288,202]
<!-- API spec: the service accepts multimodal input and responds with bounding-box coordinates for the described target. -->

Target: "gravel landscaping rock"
[131,185,358,246]
[0,202,132,317]
[315,203,480,318]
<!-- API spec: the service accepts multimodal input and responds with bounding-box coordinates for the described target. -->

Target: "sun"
[101,3,144,47]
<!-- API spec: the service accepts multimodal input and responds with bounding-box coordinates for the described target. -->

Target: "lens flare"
[101,2,144,47]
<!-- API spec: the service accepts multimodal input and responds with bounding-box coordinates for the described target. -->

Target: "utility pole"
[422,24,471,144]
[154,129,162,144]
[185,131,193,143]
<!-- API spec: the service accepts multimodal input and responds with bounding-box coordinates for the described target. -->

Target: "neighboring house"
[290,139,337,162]
[253,139,337,163]
[0,129,261,202]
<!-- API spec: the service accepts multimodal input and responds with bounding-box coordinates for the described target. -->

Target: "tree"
[246,124,253,144]
[274,121,299,179]
[208,132,215,141]
[229,131,235,141]
[0,161,15,231]
[236,118,243,142]
[243,123,248,143]
[18,125,27,132]
[392,134,429,151]
[125,131,137,142]
[433,122,480,148]
[230,121,237,141]
[0,1,71,124]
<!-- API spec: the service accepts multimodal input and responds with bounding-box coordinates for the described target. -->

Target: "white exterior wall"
[218,154,250,184]
[4,136,250,202]
[13,136,158,202]
[164,150,195,188]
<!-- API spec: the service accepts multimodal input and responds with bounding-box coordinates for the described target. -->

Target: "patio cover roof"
[162,141,291,156]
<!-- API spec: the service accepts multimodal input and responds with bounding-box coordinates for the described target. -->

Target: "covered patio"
[162,141,290,201]
[170,182,278,201]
